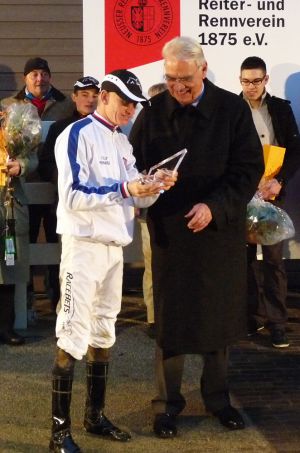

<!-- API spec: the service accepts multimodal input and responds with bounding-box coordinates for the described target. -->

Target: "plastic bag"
[2,102,42,158]
[246,194,295,245]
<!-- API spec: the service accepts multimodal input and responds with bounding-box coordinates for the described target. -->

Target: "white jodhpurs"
[56,235,123,360]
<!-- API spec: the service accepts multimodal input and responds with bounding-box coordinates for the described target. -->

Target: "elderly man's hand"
[185,203,212,232]
[258,178,282,200]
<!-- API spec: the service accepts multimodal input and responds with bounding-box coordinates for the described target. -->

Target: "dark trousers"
[29,204,58,244]
[28,204,60,307]
[152,345,230,415]
[0,285,15,333]
[247,242,287,330]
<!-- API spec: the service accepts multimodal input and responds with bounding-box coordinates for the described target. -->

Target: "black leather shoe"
[213,405,245,430]
[49,429,82,452]
[0,330,25,346]
[153,413,177,438]
[84,413,131,441]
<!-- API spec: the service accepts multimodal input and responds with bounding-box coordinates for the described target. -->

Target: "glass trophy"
[140,148,187,184]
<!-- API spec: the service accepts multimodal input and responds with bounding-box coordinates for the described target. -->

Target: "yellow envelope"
[263,144,286,179]
[0,129,8,187]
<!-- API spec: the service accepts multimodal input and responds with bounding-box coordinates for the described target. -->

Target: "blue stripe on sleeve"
[67,119,119,195]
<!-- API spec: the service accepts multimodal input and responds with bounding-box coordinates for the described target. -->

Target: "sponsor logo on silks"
[64,272,73,314]
[114,0,173,46]
[99,155,111,165]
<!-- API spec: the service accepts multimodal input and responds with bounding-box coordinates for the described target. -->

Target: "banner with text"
[84,0,300,117]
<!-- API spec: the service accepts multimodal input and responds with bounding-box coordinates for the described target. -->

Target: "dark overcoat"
[129,79,264,355]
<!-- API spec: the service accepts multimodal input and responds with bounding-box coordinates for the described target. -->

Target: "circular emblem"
[114,0,173,46]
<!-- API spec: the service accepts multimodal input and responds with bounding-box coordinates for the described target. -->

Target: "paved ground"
[1,289,300,453]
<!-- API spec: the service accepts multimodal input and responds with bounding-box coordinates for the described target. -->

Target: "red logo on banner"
[105,0,180,72]
[114,0,172,45]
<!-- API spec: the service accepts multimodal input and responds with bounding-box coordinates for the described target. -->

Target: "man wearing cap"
[39,76,100,184]
[0,57,72,345]
[49,69,177,452]
[2,57,74,313]
[2,57,74,119]
[35,76,100,310]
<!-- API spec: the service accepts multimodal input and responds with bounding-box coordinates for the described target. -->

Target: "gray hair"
[162,36,206,66]
[148,82,167,97]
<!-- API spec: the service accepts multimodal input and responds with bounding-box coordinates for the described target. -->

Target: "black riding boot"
[84,361,131,442]
[49,349,82,452]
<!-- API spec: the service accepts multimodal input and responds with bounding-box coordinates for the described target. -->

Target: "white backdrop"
[83,0,300,258]
[84,0,300,121]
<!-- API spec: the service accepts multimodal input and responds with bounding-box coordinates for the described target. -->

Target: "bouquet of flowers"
[1,102,42,159]
[246,194,295,245]
[0,128,8,187]
[0,103,41,265]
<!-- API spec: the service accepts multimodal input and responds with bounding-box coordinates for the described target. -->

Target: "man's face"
[240,68,268,102]
[72,89,99,116]
[24,69,51,98]
[164,58,207,106]
[99,91,137,126]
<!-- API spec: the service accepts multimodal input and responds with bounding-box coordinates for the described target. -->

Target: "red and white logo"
[114,0,173,46]
[105,0,180,72]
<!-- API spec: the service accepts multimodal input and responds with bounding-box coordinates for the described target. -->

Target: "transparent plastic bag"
[246,194,295,245]
[2,102,42,158]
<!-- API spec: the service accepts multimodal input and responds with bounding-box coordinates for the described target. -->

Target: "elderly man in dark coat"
[129,36,264,438]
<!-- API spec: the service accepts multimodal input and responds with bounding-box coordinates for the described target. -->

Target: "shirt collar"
[177,84,205,108]
[243,89,267,108]
[92,111,121,132]
[191,84,205,107]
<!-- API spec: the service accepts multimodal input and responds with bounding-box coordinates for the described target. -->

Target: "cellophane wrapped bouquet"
[1,102,42,159]
[246,193,295,245]
[0,103,41,264]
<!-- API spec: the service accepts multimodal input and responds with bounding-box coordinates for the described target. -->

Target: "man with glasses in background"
[240,56,300,348]
[130,36,264,438]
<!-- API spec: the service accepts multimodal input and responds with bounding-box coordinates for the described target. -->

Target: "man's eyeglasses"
[164,67,200,84]
[240,77,266,87]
